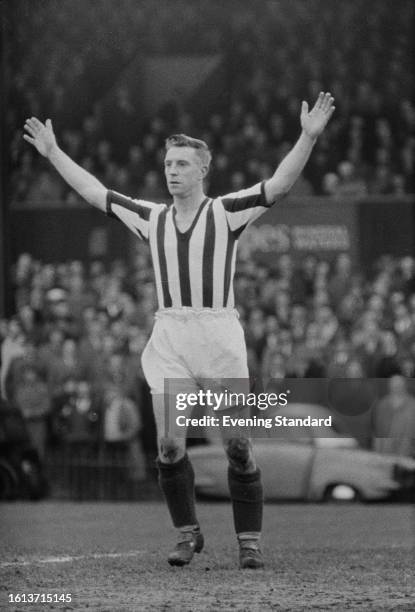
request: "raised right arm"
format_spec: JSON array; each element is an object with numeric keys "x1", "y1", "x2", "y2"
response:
[{"x1": 23, "y1": 117, "x2": 106, "y2": 212}]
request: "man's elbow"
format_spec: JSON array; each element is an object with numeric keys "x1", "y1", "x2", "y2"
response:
[
  {"x1": 82, "y1": 187, "x2": 106, "y2": 211},
  {"x1": 264, "y1": 179, "x2": 290, "y2": 205}
]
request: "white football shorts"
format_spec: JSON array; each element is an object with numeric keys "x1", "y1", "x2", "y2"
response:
[{"x1": 141, "y1": 308, "x2": 249, "y2": 396}]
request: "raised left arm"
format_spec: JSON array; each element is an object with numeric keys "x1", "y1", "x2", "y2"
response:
[{"x1": 264, "y1": 92, "x2": 335, "y2": 204}]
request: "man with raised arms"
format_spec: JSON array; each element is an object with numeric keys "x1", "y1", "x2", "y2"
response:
[{"x1": 24, "y1": 92, "x2": 335, "y2": 568}]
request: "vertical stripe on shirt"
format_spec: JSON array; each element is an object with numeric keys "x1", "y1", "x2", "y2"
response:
[
  {"x1": 226, "y1": 243, "x2": 238, "y2": 308},
  {"x1": 212, "y1": 200, "x2": 229, "y2": 308},
  {"x1": 176, "y1": 240, "x2": 191, "y2": 306},
  {"x1": 149, "y1": 206, "x2": 165, "y2": 309},
  {"x1": 201, "y1": 202, "x2": 215, "y2": 308},
  {"x1": 164, "y1": 209, "x2": 182, "y2": 307},
  {"x1": 156, "y1": 208, "x2": 172, "y2": 308},
  {"x1": 189, "y1": 202, "x2": 210, "y2": 308},
  {"x1": 223, "y1": 228, "x2": 236, "y2": 308}
]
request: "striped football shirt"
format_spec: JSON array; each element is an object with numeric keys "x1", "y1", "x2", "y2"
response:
[{"x1": 106, "y1": 181, "x2": 272, "y2": 309}]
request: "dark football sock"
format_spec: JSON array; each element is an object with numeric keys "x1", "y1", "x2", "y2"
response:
[
  {"x1": 156, "y1": 454, "x2": 198, "y2": 528},
  {"x1": 228, "y1": 467, "x2": 263, "y2": 534}
]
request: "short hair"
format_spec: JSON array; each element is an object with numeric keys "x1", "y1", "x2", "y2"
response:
[{"x1": 165, "y1": 133, "x2": 212, "y2": 169}]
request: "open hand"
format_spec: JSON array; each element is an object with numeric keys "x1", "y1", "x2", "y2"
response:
[
  {"x1": 300, "y1": 92, "x2": 335, "y2": 139},
  {"x1": 23, "y1": 117, "x2": 57, "y2": 158}
]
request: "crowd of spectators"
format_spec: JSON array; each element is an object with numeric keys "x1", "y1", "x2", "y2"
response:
[
  {"x1": 7, "y1": 0, "x2": 414, "y2": 206},
  {"x1": 1, "y1": 250, "x2": 415, "y2": 465},
  {"x1": 0, "y1": 252, "x2": 156, "y2": 476}
]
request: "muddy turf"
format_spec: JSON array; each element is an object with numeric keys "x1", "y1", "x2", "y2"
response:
[{"x1": 1, "y1": 502, "x2": 414, "y2": 611}]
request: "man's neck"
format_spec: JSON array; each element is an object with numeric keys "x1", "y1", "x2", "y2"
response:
[{"x1": 173, "y1": 188, "x2": 206, "y2": 216}]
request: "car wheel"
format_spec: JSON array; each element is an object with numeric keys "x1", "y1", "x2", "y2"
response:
[
  {"x1": 20, "y1": 459, "x2": 48, "y2": 500},
  {"x1": 0, "y1": 459, "x2": 19, "y2": 500},
  {"x1": 323, "y1": 484, "x2": 361, "y2": 503}
]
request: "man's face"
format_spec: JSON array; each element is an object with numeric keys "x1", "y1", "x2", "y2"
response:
[{"x1": 164, "y1": 146, "x2": 205, "y2": 197}]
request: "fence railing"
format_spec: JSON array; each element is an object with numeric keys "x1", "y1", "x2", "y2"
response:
[{"x1": 45, "y1": 444, "x2": 159, "y2": 501}]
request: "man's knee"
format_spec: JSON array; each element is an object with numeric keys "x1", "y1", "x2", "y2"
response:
[
  {"x1": 224, "y1": 437, "x2": 256, "y2": 473},
  {"x1": 158, "y1": 436, "x2": 186, "y2": 464}
]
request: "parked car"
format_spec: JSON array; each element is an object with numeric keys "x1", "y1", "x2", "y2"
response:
[
  {"x1": 0, "y1": 398, "x2": 48, "y2": 501},
  {"x1": 188, "y1": 403, "x2": 415, "y2": 502}
]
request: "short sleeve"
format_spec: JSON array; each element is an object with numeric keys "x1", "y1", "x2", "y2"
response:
[
  {"x1": 106, "y1": 190, "x2": 162, "y2": 241},
  {"x1": 220, "y1": 181, "x2": 272, "y2": 237}
]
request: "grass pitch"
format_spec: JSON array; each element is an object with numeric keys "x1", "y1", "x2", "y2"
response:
[{"x1": 1, "y1": 501, "x2": 414, "y2": 611}]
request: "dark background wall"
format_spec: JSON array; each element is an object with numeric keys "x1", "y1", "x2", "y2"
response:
[{"x1": 10, "y1": 196, "x2": 414, "y2": 269}]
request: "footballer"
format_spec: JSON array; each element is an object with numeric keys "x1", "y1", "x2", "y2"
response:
[{"x1": 24, "y1": 92, "x2": 335, "y2": 569}]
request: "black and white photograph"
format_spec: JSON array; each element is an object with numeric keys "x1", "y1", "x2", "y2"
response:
[{"x1": 1, "y1": 1, "x2": 414, "y2": 610}]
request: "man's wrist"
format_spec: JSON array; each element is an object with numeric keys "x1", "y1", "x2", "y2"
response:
[
  {"x1": 300, "y1": 130, "x2": 317, "y2": 146},
  {"x1": 47, "y1": 144, "x2": 60, "y2": 163}
]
